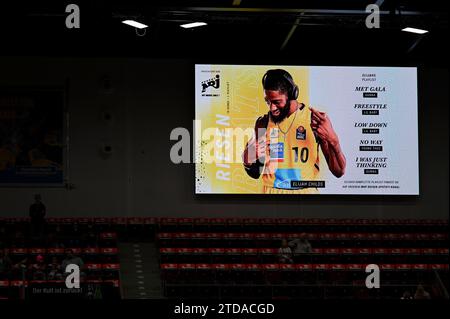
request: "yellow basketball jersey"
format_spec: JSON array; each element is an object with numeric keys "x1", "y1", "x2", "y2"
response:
[{"x1": 262, "y1": 104, "x2": 320, "y2": 194}]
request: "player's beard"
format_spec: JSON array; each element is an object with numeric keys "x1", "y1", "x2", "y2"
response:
[{"x1": 270, "y1": 100, "x2": 291, "y2": 124}]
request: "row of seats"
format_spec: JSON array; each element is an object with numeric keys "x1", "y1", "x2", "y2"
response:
[
  {"x1": 161, "y1": 263, "x2": 446, "y2": 299},
  {"x1": 160, "y1": 247, "x2": 449, "y2": 255},
  {"x1": 164, "y1": 284, "x2": 437, "y2": 299},
  {"x1": 5, "y1": 247, "x2": 118, "y2": 263},
  {"x1": 156, "y1": 218, "x2": 448, "y2": 233},
  {"x1": 157, "y1": 232, "x2": 449, "y2": 248},
  {"x1": 156, "y1": 219, "x2": 448, "y2": 299},
  {"x1": 161, "y1": 263, "x2": 446, "y2": 288},
  {"x1": 1, "y1": 232, "x2": 118, "y2": 248},
  {"x1": 0, "y1": 279, "x2": 120, "y2": 287},
  {"x1": 1, "y1": 259, "x2": 120, "y2": 280},
  {"x1": 2, "y1": 217, "x2": 446, "y2": 225},
  {"x1": 159, "y1": 247, "x2": 449, "y2": 264},
  {"x1": 6, "y1": 247, "x2": 118, "y2": 253},
  {"x1": 1, "y1": 225, "x2": 121, "y2": 299},
  {"x1": 161, "y1": 263, "x2": 449, "y2": 271},
  {"x1": 162, "y1": 264, "x2": 448, "y2": 298},
  {"x1": 157, "y1": 232, "x2": 448, "y2": 240},
  {"x1": 3, "y1": 218, "x2": 447, "y2": 243}
]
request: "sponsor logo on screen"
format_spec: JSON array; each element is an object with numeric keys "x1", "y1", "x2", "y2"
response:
[
  {"x1": 269, "y1": 142, "x2": 284, "y2": 162},
  {"x1": 296, "y1": 126, "x2": 306, "y2": 140},
  {"x1": 201, "y1": 74, "x2": 220, "y2": 96}
]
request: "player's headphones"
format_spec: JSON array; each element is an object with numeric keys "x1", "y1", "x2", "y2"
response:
[{"x1": 262, "y1": 69, "x2": 299, "y2": 101}]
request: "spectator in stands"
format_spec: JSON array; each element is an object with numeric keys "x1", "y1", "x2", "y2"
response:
[
  {"x1": 414, "y1": 284, "x2": 431, "y2": 299},
  {"x1": 0, "y1": 248, "x2": 12, "y2": 279},
  {"x1": 29, "y1": 194, "x2": 46, "y2": 238},
  {"x1": 278, "y1": 239, "x2": 293, "y2": 263},
  {"x1": 61, "y1": 249, "x2": 84, "y2": 272},
  {"x1": 47, "y1": 257, "x2": 63, "y2": 280},
  {"x1": 401, "y1": 290, "x2": 413, "y2": 300},
  {"x1": 289, "y1": 233, "x2": 312, "y2": 254},
  {"x1": 29, "y1": 254, "x2": 47, "y2": 280}
]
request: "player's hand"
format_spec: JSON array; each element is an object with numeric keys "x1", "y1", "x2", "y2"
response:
[
  {"x1": 243, "y1": 136, "x2": 266, "y2": 166},
  {"x1": 310, "y1": 107, "x2": 339, "y2": 146},
  {"x1": 256, "y1": 136, "x2": 266, "y2": 160}
]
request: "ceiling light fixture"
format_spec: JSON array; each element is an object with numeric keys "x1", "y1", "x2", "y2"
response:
[
  {"x1": 180, "y1": 22, "x2": 207, "y2": 29},
  {"x1": 122, "y1": 20, "x2": 148, "y2": 29},
  {"x1": 402, "y1": 27, "x2": 428, "y2": 34}
]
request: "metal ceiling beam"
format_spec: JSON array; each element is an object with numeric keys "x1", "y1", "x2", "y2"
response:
[
  {"x1": 280, "y1": 14, "x2": 303, "y2": 51},
  {"x1": 163, "y1": 7, "x2": 434, "y2": 16},
  {"x1": 407, "y1": 34, "x2": 427, "y2": 53}
]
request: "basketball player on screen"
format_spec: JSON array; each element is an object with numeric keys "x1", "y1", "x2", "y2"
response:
[{"x1": 242, "y1": 69, "x2": 346, "y2": 194}]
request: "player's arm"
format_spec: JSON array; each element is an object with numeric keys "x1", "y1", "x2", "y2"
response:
[
  {"x1": 310, "y1": 107, "x2": 346, "y2": 178},
  {"x1": 242, "y1": 116, "x2": 268, "y2": 179}
]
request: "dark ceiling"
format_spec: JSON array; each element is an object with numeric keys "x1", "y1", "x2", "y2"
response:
[{"x1": 0, "y1": 1, "x2": 448, "y2": 65}]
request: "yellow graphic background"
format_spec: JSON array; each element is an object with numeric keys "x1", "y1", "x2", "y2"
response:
[{"x1": 196, "y1": 65, "x2": 310, "y2": 194}]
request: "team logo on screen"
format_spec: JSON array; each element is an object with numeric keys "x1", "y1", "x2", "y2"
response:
[
  {"x1": 201, "y1": 74, "x2": 220, "y2": 93},
  {"x1": 296, "y1": 126, "x2": 306, "y2": 140}
]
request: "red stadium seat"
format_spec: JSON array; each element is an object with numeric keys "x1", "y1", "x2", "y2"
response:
[
  {"x1": 226, "y1": 248, "x2": 242, "y2": 254},
  {"x1": 10, "y1": 280, "x2": 28, "y2": 287},
  {"x1": 226, "y1": 218, "x2": 242, "y2": 226},
  {"x1": 86, "y1": 263, "x2": 102, "y2": 270},
  {"x1": 342, "y1": 248, "x2": 356, "y2": 254},
  {"x1": 103, "y1": 264, "x2": 120, "y2": 270},
  {"x1": 161, "y1": 263, "x2": 178, "y2": 270},
  {"x1": 193, "y1": 247, "x2": 208, "y2": 254},
  {"x1": 346, "y1": 264, "x2": 364, "y2": 270},
  {"x1": 101, "y1": 248, "x2": 118, "y2": 254}
]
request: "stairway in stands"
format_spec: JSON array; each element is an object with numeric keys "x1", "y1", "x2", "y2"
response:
[{"x1": 119, "y1": 243, "x2": 162, "y2": 299}]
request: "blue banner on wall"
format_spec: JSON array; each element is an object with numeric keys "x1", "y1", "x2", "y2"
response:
[{"x1": 0, "y1": 88, "x2": 65, "y2": 186}]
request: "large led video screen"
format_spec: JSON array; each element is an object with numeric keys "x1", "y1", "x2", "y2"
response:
[{"x1": 195, "y1": 65, "x2": 418, "y2": 195}]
